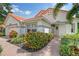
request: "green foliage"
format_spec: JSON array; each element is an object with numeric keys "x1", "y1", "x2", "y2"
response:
[
  {"x1": 0, "y1": 45, "x2": 3, "y2": 54},
  {"x1": 60, "y1": 34, "x2": 79, "y2": 56},
  {"x1": 53, "y1": 3, "x2": 66, "y2": 19},
  {"x1": 0, "y1": 3, "x2": 12, "y2": 25},
  {"x1": 77, "y1": 23, "x2": 79, "y2": 33},
  {"x1": 11, "y1": 36, "x2": 23, "y2": 44},
  {"x1": 54, "y1": 3, "x2": 79, "y2": 23},
  {"x1": 9, "y1": 30, "x2": 18, "y2": 38},
  {"x1": 23, "y1": 32, "x2": 53, "y2": 51},
  {"x1": 66, "y1": 5, "x2": 78, "y2": 24},
  {"x1": 76, "y1": 11, "x2": 79, "y2": 18},
  {"x1": 0, "y1": 32, "x2": 4, "y2": 37},
  {"x1": 63, "y1": 34, "x2": 79, "y2": 40}
]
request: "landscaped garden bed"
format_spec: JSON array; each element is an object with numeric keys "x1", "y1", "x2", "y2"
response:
[
  {"x1": 60, "y1": 34, "x2": 79, "y2": 56},
  {"x1": 22, "y1": 32, "x2": 53, "y2": 52},
  {"x1": 10, "y1": 36, "x2": 23, "y2": 46},
  {"x1": 9, "y1": 32, "x2": 53, "y2": 52}
]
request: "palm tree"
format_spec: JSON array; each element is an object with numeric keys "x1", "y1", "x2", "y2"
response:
[{"x1": 53, "y1": 3, "x2": 79, "y2": 24}]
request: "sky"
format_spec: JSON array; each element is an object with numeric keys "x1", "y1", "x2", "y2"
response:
[{"x1": 11, "y1": 3, "x2": 73, "y2": 18}]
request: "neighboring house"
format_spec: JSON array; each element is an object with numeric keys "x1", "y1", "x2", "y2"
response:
[
  {"x1": 35, "y1": 8, "x2": 79, "y2": 36},
  {"x1": 4, "y1": 8, "x2": 79, "y2": 37}
]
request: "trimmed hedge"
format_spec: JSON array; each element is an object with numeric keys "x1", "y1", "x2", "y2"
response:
[
  {"x1": 60, "y1": 34, "x2": 79, "y2": 56},
  {"x1": 23, "y1": 32, "x2": 53, "y2": 52}
]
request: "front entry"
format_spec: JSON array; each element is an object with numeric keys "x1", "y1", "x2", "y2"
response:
[{"x1": 52, "y1": 25, "x2": 59, "y2": 37}]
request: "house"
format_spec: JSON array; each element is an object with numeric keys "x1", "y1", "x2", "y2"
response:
[
  {"x1": 4, "y1": 8, "x2": 79, "y2": 37},
  {"x1": 4, "y1": 13, "x2": 52, "y2": 36},
  {"x1": 35, "y1": 8, "x2": 79, "y2": 36}
]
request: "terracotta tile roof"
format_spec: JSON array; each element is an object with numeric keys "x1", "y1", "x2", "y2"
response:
[
  {"x1": 8, "y1": 13, "x2": 33, "y2": 21},
  {"x1": 35, "y1": 8, "x2": 68, "y2": 17},
  {"x1": 35, "y1": 10, "x2": 46, "y2": 17},
  {"x1": 7, "y1": 8, "x2": 68, "y2": 22},
  {"x1": 8, "y1": 13, "x2": 27, "y2": 21}
]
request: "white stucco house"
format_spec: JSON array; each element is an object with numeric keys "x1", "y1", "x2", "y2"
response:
[
  {"x1": 4, "y1": 8, "x2": 79, "y2": 36},
  {"x1": 4, "y1": 12, "x2": 52, "y2": 36}
]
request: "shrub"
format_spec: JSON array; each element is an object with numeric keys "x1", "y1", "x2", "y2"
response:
[
  {"x1": 11, "y1": 36, "x2": 23, "y2": 44},
  {"x1": 9, "y1": 30, "x2": 18, "y2": 38},
  {"x1": 23, "y1": 32, "x2": 53, "y2": 52},
  {"x1": 60, "y1": 34, "x2": 79, "y2": 56},
  {"x1": 0, "y1": 45, "x2": 3, "y2": 54},
  {"x1": 0, "y1": 32, "x2": 4, "y2": 37}
]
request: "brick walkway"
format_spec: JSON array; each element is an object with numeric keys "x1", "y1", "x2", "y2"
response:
[
  {"x1": 0, "y1": 37, "x2": 60, "y2": 56},
  {"x1": 29, "y1": 37, "x2": 60, "y2": 56}
]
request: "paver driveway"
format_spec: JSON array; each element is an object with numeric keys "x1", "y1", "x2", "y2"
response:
[{"x1": 0, "y1": 37, "x2": 60, "y2": 56}]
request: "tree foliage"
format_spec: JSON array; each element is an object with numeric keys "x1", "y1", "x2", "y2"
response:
[
  {"x1": 0, "y1": 3, "x2": 12, "y2": 24},
  {"x1": 53, "y1": 3, "x2": 79, "y2": 24}
]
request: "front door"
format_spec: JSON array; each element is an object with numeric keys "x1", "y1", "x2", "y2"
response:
[{"x1": 53, "y1": 25, "x2": 59, "y2": 36}]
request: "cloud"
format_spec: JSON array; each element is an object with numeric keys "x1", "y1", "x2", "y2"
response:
[
  {"x1": 25, "y1": 10, "x2": 31, "y2": 15},
  {"x1": 12, "y1": 5, "x2": 19, "y2": 8},
  {"x1": 11, "y1": 5, "x2": 24, "y2": 13},
  {"x1": 11, "y1": 7, "x2": 23, "y2": 13},
  {"x1": 11, "y1": 4, "x2": 32, "y2": 16},
  {"x1": 61, "y1": 6, "x2": 68, "y2": 10}
]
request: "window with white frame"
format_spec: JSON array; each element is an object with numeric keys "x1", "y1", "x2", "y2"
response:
[
  {"x1": 71, "y1": 23, "x2": 75, "y2": 33},
  {"x1": 44, "y1": 28, "x2": 49, "y2": 33}
]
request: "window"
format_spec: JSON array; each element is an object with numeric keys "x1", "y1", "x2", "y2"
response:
[
  {"x1": 44, "y1": 28, "x2": 49, "y2": 33},
  {"x1": 27, "y1": 24, "x2": 37, "y2": 32},
  {"x1": 8, "y1": 23, "x2": 17, "y2": 26},
  {"x1": 32, "y1": 29, "x2": 36, "y2": 32},
  {"x1": 27, "y1": 29, "x2": 32, "y2": 32},
  {"x1": 71, "y1": 23, "x2": 75, "y2": 33}
]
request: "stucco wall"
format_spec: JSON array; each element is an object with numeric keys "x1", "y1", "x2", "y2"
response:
[
  {"x1": 20, "y1": 27, "x2": 26, "y2": 35},
  {"x1": 58, "y1": 20, "x2": 78, "y2": 36},
  {"x1": 5, "y1": 16, "x2": 21, "y2": 35},
  {"x1": 5, "y1": 16, "x2": 20, "y2": 26},
  {"x1": 37, "y1": 20, "x2": 52, "y2": 33},
  {"x1": 58, "y1": 24, "x2": 66, "y2": 36},
  {"x1": 43, "y1": 11, "x2": 67, "y2": 24},
  {"x1": 43, "y1": 11, "x2": 79, "y2": 36},
  {"x1": 6, "y1": 27, "x2": 21, "y2": 36},
  {"x1": 37, "y1": 20, "x2": 51, "y2": 27}
]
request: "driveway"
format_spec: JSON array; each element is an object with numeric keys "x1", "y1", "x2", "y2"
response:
[{"x1": 0, "y1": 37, "x2": 60, "y2": 56}]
